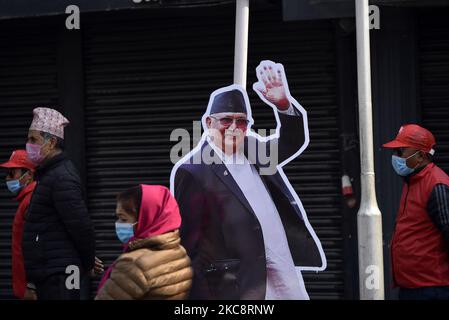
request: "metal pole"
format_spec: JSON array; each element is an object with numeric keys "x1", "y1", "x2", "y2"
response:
[
  {"x1": 233, "y1": 0, "x2": 249, "y2": 88},
  {"x1": 355, "y1": 0, "x2": 385, "y2": 300}
]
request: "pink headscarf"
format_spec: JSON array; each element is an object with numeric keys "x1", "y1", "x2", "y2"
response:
[
  {"x1": 130, "y1": 184, "x2": 181, "y2": 241},
  {"x1": 97, "y1": 184, "x2": 181, "y2": 292}
]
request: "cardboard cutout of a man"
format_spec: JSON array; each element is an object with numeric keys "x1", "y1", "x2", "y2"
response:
[{"x1": 171, "y1": 60, "x2": 326, "y2": 300}]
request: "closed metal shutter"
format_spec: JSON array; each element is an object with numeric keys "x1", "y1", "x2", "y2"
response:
[
  {"x1": 83, "y1": 6, "x2": 343, "y2": 299},
  {"x1": 419, "y1": 11, "x2": 449, "y2": 173},
  {"x1": 0, "y1": 19, "x2": 58, "y2": 299}
]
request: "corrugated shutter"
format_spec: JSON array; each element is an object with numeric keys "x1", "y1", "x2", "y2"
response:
[
  {"x1": 247, "y1": 16, "x2": 343, "y2": 300},
  {"x1": 83, "y1": 6, "x2": 344, "y2": 299},
  {"x1": 0, "y1": 19, "x2": 58, "y2": 299},
  {"x1": 419, "y1": 12, "x2": 449, "y2": 173}
]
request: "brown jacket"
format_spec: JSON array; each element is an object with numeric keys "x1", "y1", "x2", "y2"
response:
[{"x1": 95, "y1": 230, "x2": 192, "y2": 300}]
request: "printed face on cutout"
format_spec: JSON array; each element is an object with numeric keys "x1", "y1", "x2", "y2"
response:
[{"x1": 206, "y1": 112, "x2": 248, "y2": 155}]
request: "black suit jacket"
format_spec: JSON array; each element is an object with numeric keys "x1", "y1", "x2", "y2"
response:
[{"x1": 174, "y1": 110, "x2": 324, "y2": 300}]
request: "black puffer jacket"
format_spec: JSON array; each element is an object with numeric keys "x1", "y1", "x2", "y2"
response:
[{"x1": 22, "y1": 152, "x2": 95, "y2": 282}]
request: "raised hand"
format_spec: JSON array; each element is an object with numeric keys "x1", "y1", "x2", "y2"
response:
[{"x1": 253, "y1": 61, "x2": 291, "y2": 111}]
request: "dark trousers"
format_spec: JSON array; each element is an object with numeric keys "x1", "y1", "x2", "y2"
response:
[
  {"x1": 398, "y1": 286, "x2": 449, "y2": 300},
  {"x1": 35, "y1": 274, "x2": 81, "y2": 300}
]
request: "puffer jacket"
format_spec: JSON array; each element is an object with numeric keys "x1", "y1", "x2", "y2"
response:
[
  {"x1": 22, "y1": 152, "x2": 95, "y2": 282},
  {"x1": 95, "y1": 230, "x2": 192, "y2": 300}
]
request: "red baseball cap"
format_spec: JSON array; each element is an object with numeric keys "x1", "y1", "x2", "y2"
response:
[
  {"x1": 0, "y1": 150, "x2": 36, "y2": 171},
  {"x1": 382, "y1": 124, "x2": 436, "y2": 155}
]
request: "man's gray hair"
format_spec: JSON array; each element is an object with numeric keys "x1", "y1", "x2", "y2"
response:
[{"x1": 40, "y1": 131, "x2": 65, "y2": 150}]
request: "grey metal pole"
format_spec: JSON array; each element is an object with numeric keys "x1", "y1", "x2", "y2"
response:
[
  {"x1": 355, "y1": 0, "x2": 385, "y2": 300},
  {"x1": 233, "y1": 0, "x2": 249, "y2": 88}
]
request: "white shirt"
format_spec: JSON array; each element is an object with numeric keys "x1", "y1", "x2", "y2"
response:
[{"x1": 209, "y1": 128, "x2": 309, "y2": 300}]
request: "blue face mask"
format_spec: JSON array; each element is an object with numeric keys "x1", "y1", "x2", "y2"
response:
[
  {"x1": 391, "y1": 151, "x2": 420, "y2": 176},
  {"x1": 6, "y1": 171, "x2": 28, "y2": 195},
  {"x1": 6, "y1": 180, "x2": 22, "y2": 195},
  {"x1": 115, "y1": 222, "x2": 137, "y2": 243}
]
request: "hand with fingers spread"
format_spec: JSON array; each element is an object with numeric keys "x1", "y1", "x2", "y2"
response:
[{"x1": 254, "y1": 61, "x2": 291, "y2": 111}]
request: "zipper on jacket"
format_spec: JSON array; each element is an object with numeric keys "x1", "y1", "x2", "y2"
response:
[
  {"x1": 391, "y1": 181, "x2": 410, "y2": 286},
  {"x1": 392, "y1": 181, "x2": 410, "y2": 245},
  {"x1": 24, "y1": 180, "x2": 39, "y2": 221},
  {"x1": 401, "y1": 182, "x2": 410, "y2": 219}
]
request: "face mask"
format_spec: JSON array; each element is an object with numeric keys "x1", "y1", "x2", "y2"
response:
[
  {"x1": 391, "y1": 151, "x2": 420, "y2": 177},
  {"x1": 115, "y1": 222, "x2": 137, "y2": 243},
  {"x1": 26, "y1": 140, "x2": 48, "y2": 165},
  {"x1": 6, "y1": 171, "x2": 28, "y2": 195},
  {"x1": 6, "y1": 180, "x2": 22, "y2": 195}
]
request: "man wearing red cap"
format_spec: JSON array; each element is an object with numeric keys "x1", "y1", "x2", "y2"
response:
[
  {"x1": 0, "y1": 150, "x2": 37, "y2": 300},
  {"x1": 383, "y1": 124, "x2": 449, "y2": 300}
]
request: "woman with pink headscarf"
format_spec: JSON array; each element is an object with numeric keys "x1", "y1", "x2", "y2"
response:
[{"x1": 95, "y1": 184, "x2": 192, "y2": 300}]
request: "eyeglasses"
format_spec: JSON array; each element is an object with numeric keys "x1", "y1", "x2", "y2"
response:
[{"x1": 210, "y1": 116, "x2": 249, "y2": 129}]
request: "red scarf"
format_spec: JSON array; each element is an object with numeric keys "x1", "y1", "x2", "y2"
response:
[{"x1": 97, "y1": 185, "x2": 181, "y2": 292}]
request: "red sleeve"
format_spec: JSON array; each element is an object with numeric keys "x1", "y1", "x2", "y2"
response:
[{"x1": 11, "y1": 194, "x2": 31, "y2": 299}]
